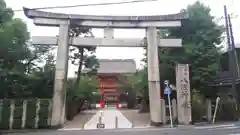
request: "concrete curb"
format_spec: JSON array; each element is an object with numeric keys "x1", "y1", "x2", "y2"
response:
[
  {"x1": 1, "y1": 122, "x2": 239, "y2": 133},
  {"x1": 0, "y1": 126, "x2": 61, "y2": 134},
  {"x1": 0, "y1": 129, "x2": 58, "y2": 134}
]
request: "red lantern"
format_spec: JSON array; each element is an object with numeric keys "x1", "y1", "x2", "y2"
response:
[
  {"x1": 116, "y1": 103, "x2": 121, "y2": 109},
  {"x1": 100, "y1": 101, "x2": 104, "y2": 108}
]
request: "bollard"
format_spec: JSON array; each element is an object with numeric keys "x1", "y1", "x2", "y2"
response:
[
  {"x1": 115, "y1": 116, "x2": 118, "y2": 128},
  {"x1": 98, "y1": 116, "x2": 102, "y2": 124},
  {"x1": 97, "y1": 115, "x2": 103, "y2": 128},
  {"x1": 99, "y1": 111, "x2": 103, "y2": 125},
  {"x1": 97, "y1": 110, "x2": 105, "y2": 128}
]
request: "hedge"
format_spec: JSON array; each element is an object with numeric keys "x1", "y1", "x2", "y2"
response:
[{"x1": 0, "y1": 100, "x2": 11, "y2": 129}]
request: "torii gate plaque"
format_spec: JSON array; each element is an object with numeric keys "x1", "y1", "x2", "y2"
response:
[{"x1": 23, "y1": 7, "x2": 188, "y2": 127}]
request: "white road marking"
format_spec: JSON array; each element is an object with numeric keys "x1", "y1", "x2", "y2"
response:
[
  {"x1": 195, "y1": 124, "x2": 235, "y2": 129},
  {"x1": 58, "y1": 128, "x2": 82, "y2": 131},
  {"x1": 83, "y1": 109, "x2": 132, "y2": 130}
]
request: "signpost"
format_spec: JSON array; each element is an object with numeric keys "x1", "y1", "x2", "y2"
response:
[{"x1": 164, "y1": 80, "x2": 173, "y2": 128}]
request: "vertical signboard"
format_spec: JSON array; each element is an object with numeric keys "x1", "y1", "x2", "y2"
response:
[{"x1": 176, "y1": 64, "x2": 192, "y2": 124}]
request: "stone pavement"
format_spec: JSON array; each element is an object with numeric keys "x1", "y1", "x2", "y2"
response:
[
  {"x1": 120, "y1": 109, "x2": 150, "y2": 128},
  {"x1": 63, "y1": 109, "x2": 97, "y2": 129},
  {"x1": 83, "y1": 108, "x2": 132, "y2": 130}
]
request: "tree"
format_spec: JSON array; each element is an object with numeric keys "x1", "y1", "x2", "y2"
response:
[
  {"x1": 118, "y1": 69, "x2": 149, "y2": 112},
  {"x1": 0, "y1": 0, "x2": 31, "y2": 98},
  {"x1": 24, "y1": 44, "x2": 55, "y2": 74},
  {"x1": 67, "y1": 75, "x2": 98, "y2": 102},
  {"x1": 66, "y1": 75, "x2": 98, "y2": 119},
  {"x1": 168, "y1": 1, "x2": 223, "y2": 97},
  {"x1": 69, "y1": 26, "x2": 99, "y2": 86},
  {"x1": 0, "y1": 18, "x2": 29, "y2": 74},
  {"x1": 132, "y1": 69, "x2": 149, "y2": 112},
  {"x1": 27, "y1": 53, "x2": 55, "y2": 98},
  {"x1": 142, "y1": 1, "x2": 223, "y2": 98}
]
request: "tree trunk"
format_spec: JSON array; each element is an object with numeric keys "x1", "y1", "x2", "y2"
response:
[
  {"x1": 75, "y1": 48, "x2": 84, "y2": 86},
  {"x1": 139, "y1": 97, "x2": 149, "y2": 113},
  {"x1": 78, "y1": 99, "x2": 85, "y2": 112},
  {"x1": 127, "y1": 89, "x2": 136, "y2": 109}
]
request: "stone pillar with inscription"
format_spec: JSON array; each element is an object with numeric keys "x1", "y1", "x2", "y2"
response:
[{"x1": 176, "y1": 64, "x2": 192, "y2": 124}]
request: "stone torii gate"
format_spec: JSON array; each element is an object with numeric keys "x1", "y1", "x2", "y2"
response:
[{"x1": 23, "y1": 7, "x2": 188, "y2": 127}]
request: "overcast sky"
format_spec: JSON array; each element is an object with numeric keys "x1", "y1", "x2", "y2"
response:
[{"x1": 6, "y1": 0, "x2": 240, "y2": 77}]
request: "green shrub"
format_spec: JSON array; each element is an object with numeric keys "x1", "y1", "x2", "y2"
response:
[
  {"x1": 0, "y1": 100, "x2": 11, "y2": 129},
  {"x1": 0, "y1": 100, "x2": 3, "y2": 126},
  {"x1": 25, "y1": 99, "x2": 37, "y2": 129},
  {"x1": 191, "y1": 90, "x2": 206, "y2": 122},
  {"x1": 217, "y1": 100, "x2": 239, "y2": 121},
  {"x1": 12, "y1": 99, "x2": 24, "y2": 129},
  {"x1": 38, "y1": 99, "x2": 51, "y2": 128}
]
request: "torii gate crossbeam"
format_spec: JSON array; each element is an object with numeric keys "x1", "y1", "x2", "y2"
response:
[{"x1": 31, "y1": 36, "x2": 182, "y2": 47}]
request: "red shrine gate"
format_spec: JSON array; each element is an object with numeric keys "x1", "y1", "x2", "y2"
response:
[
  {"x1": 94, "y1": 59, "x2": 137, "y2": 107},
  {"x1": 98, "y1": 75, "x2": 118, "y2": 103}
]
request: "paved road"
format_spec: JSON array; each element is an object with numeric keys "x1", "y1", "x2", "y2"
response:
[
  {"x1": 84, "y1": 108, "x2": 132, "y2": 129},
  {"x1": 4, "y1": 123, "x2": 240, "y2": 135}
]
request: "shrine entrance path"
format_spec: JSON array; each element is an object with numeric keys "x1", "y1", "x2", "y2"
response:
[
  {"x1": 84, "y1": 107, "x2": 133, "y2": 130},
  {"x1": 63, "y1": 110, "x2": 97, "y2": 130},
  {"x1": 120, "y1": 109, "x2": 150, "y2": 128}
]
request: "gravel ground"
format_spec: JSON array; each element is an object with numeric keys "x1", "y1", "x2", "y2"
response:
[
  {"x1": 120, "y1": 109, "x2": 150, "y2": 127},
  {"x1": 64, "y1": 110, "x2": 97, "y2": 129}
]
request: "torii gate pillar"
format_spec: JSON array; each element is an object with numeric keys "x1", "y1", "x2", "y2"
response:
[
  {"x1": 52, "y1": 21, "x2": 70, "y2": 127},
  {"x1": 146, "y1": 27, "x2": 162, "y2": 125}
]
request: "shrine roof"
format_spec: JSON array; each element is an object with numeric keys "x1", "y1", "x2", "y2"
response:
[{"x1": 23, "y1": 7, "x2": 188, "y2": 21}]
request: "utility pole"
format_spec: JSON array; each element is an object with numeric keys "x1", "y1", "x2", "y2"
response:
[
  {"x1": 224, "y1": 5, "x2": 239, "y2": 101},
  {"x1": 228, "y1": 14, "x2": 240, "y2": 77}
]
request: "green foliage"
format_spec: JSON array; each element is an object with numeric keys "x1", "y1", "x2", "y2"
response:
[
  {"x1": 69, "y1": 26, "x2": 99, "y2": 85},
  {"x1": 66, "y1": 75, "x2": 99, "y2": 120},
  {"x1": 67, "y1": 75, "x2": 99, "y2": 102},
  {"x1": 0, "y1": 0, "x2": 55, "y2": 99},
  {"x1": 25, "y1": 99, "x2": 37, "y2": 128},
  {"x1": 142, "y1": 1, "x2": 223, "y2": 98},
  {"x1": 217, "y1": 100, "x2": 240, "y2": 121},
  {"x1": 169, "y1": 1, "x2": 223, "y2": 96},
  {"x1": 12, "y1": 99, "x2": 24, "y2": 129},
  {"x1": 131, "y1": 69, "x2": 149, "y2": 98},
  {"x1": 0, "y1": 99, "x2": 10, "y2": 129},
  {"x1": 119, "y1": 69, "x2": 149, "y2": 99},
  {"x1": 38, "y1": 100, "x2": 51, "y2": 128},
  {"x1": 191, "y1": 89, "x2": 206, "y2": 121},
  {"x1": 0, "y1": 19, "x2": 29, "y2": 73}
]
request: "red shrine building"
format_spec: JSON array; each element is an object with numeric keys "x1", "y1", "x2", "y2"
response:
[{"x1": 96, "y1": 59, "x2": 136, "y2": 104}]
